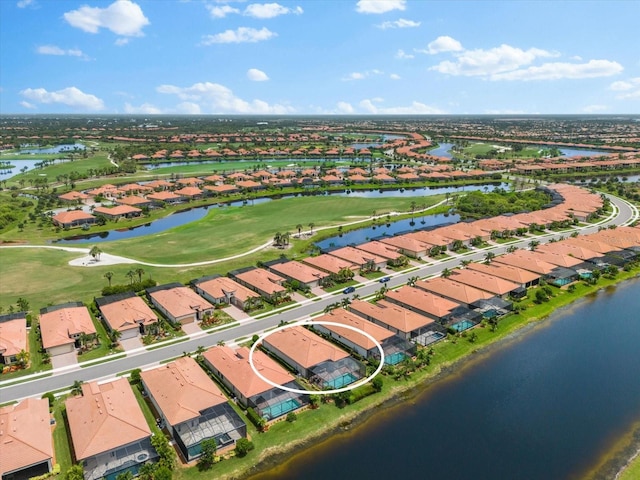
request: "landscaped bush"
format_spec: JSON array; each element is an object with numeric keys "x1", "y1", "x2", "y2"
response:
[
  {"x1": 101, "y1": 278, "x2": 157, "y2": 296},
  {"x1": 246, "y1": 407, "x2": 267, "y2": 431}
]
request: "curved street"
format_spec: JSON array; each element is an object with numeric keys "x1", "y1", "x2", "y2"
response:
[{"x1": 1, "y1": 192, "x2": 637, "y2": 403}]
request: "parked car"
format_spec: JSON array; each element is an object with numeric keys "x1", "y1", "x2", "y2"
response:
[
  {"x1": 379, "y1": 276, "x2": 390, "y2": 283},
  {"x1": 343, "y1": 286, "x2": 356, "y2": 294}
]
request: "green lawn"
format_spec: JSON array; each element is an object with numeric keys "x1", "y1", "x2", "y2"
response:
[
  {"x1": 93, "y1": 194, "x2": 443, "y2": 264},
  {"x1": 52, "y1": 398, "x2": 73, "y2": 472},
  {"x1": 619, "y1": 453, "x2": 640, "y2": 480}
]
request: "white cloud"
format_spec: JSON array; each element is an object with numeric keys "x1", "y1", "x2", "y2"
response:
[
  {"x1": 342, "y1": 70, "x2": 384, "y2": 81},
  {"x1": 124, "y1": 102, "x2": 163, "y2": 114},
  {"x1": 247, "y1": 68, "x2": 269, "y2": 81},
  {"x1": 336, "y1": 101, "x2": 355, "y2": 114},
  {"x1": 395, "y1": 49, "x2": 414, "y2": 59},
  {"x1": 17, "y1": 0, "x2": 35, "y2": 8},
  {"x1": 243, "y1": 3, "x2": 303, "y2": 18},
  {"x1": 207, "y1": 4, "x2": 240, "y2": 18},
  {"x1": 176, "y1": 102, "x2": 202, "y2": 114},
  {"x1": 430, "y1": 44, "x2": 557, "y2": 77},
  {"x1": 583, "y1": 104, "x2": 608, "y2": 113},
  {"x1": 63, "y1": 0, "x2": 149, "y2": 37},
  {"x1": 611, "y1": 78, "x2": 640, "y2": 100},
  {"x1": 115, "y1": 37, "x2": 130, "y2": 46},
  {"x1": 377, "y1": 18, "x2": 420, "y2": 29},
  {"x1": 356, "y1": 0, "x2": 406, "y2": 14},
  {"x1": 156, "y1": 81, "x2": 295, "y2": 114},
  {"x1": 20, "y1": 86, "x2": 105, "y2": 110},
  {"x1": 390, "y1": 73, "x2": 401, "y2": 80},
  {"x1": 201, "y1": 27, "x2": 277, "y2": 44},
  {"x1": 360, "y1": 98, "x2": 444, "y2": 114},
  {"x1": 20, "y1": 101, "x2": 36, "y2": 109},
  {"x1": 491, "y1": 59, "x2": 623, "y2": 81},
  {"x1": 420, "y1": 35, "x2": 464, "y2": 54},
  {"x1": 36, "y1": 45, "x2": 88, "y2": 59}
]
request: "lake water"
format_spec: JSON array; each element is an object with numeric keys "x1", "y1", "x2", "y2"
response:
[
  {"x1": 250, "y1": 278, "x2": 640, "y2": 480},
  {"x1": 16, "y1": 143, "x2": 86, "y2": 154},
  {"x1": 53, "y1": 183, "x2": 497, "y2": 244},
  {"x1": 429, "y1": 142, "x2": 611, "y2": 160}
]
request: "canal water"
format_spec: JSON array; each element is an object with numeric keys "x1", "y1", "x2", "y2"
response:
[{"x1": 250, "y1": 278, "x2": 640, "y2": 480}]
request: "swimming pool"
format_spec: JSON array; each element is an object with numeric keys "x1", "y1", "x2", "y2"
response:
[
  {"x1": 451, "y1": 320, "x2": 475, "y2": 332},
  {"x1": 324, "y1": 372, "x2": 358, "y2": 389},
  {"x1": 261, "y1": 398, "x2": 301, "y2": 420},
  {"x1": 384, "y1": 351, "x2": 407, "y2": 365}
]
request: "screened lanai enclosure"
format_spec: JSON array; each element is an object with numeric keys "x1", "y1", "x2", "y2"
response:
[
  {"x1": 249, "y1": 380, "x2": 309, "y2": 421},
  {"x1": 173, "y1": 403, "x2": 247, "y2": 461},
  {"x1": 309, "y1": 357, "x2": 366, "y2": 389}
]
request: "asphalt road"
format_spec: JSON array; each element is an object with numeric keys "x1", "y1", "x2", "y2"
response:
[{"x1": 1, "y1": 193, "x2": 637, "y2": 403}]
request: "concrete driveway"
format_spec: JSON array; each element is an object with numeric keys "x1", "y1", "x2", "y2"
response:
[
  {"x1": 119, "y1": 336, "x2": 143, "y2": 352},
  {"x1": 51, "y1": 351, "x2": 78, "y2": 369},
  {"x1": 181, "y1": 322, "x2": 202, "y2": 335}
]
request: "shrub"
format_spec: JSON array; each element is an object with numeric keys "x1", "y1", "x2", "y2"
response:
[
  {"x1": 246, "y1": 407, "x2": 266, "y2": 431},
  {"x1": 286, "y1": 412, "x2": 297, "y2": 422},
  {"x1": 235, "y1": 438, "x2": 255, "y2": 457}
]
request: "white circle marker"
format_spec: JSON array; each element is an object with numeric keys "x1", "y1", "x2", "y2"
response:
[{"x1": 249, "y1": 320, "x2": 385, "y2": 395}]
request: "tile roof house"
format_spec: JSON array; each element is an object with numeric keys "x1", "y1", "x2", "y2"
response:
[
  {"x1": 146, "y1": 191, "x2": 182, "y2": 205},
  {"x1": 192, "y1": 275, "x2": 262, "y2": 311},
  {"x1": 268, "y1": 261, "x2": 330, "y2": 289},
  {"x1": 327, "y1": 246, "x2": 387, "y2": 271},
  {"x1": 448, "y1": 269, "x2": 522, "y2": 299},
  {"x1": 93, "y1": 205, "x2": 142, "y2": 220},
  {"x1": 379, "y1": 235, "x2": 432, "y2": 259},
  {"x1": 0, "y1": 398, "x2": 53, "y2": 480},
  {"x1": 52, "y1": 210, "x2": 96, "y2": 229},
  {"x1": 233, "y1": 268, "x2": 287, "y2": 301},
  {"x1": 147, "y1": 284, "x2": 214, "y2": 325},
  {"x1": 349, "y1": 299, "x2": 443, "y2": 345},
  {"x1": 262, "y1": 326, "x2": 364, "y2": 389},
  {"x1": 494, "y1": 251, "x2": 561, "y2": 275},
  {"x1": 203, "y1": 346, "x2": 308, "y2": 421},
  {"x1": 467, "y1": 261, "x2": 541, "y2": 288},
  {"x1": 384, "y1": 286, "x2": 460, "y2": 323},
  {"x1": 39, "y1": 303, "x2": 97, "y2": 357},
  {"x1": 140, "y1": 357, "x2": 246, "y2": 460},
  {"x1": 95, "y1": 292, "x2": 158, "y2": 340},
  {"x1": 65, "y1": 379, "x2": 158, "y2": 480},
  {"x1": 414, "y1": 277, "x2": 494, "y2": 308},
  {"x1": 313, "y1": 309, "x2": 415, "y2": 365},
  {"x1": 356, "y1": 241, "x2": 406, "y2": 266},
  {"x1": 301, "y1": 254, "x2": 358, "y2": 275},
  {"x1": 0, "y1": 312, "x2": 27, "y2": 365}
]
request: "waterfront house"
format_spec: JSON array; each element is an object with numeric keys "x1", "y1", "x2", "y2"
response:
[
  {"x1": 262, "y1": 326, "x2": 365, "y2": 389},
  {"x1": 232, "y1": 268, "x2": 287, "y2": 302},
  {"x1": 349, "y1": 299, "x2": 445, "y2": 346},
  {"x1": 65, "y1": 379, "x2": 158, "y2": 480},
  {"x1": 202, "y1": 346, "x2": 309, "y2": 421},
  {"x1": 326, "y1": 246, "x2": 387, "y2": 272},
  {"x1": 39, "y1": 303, "x2": 96, "y2": 357},
  {"x1": 93, "y1": 205, "x2": 142, "y2": 221},
  {"x1": 413, "y1": 277, "x2": 494, "y2": 308},
  {"x1": 494, "y1": 251, "x2": 558, "y2": 276},
  {"x1": 448, "y1": 269, "x2": 522, "y2": 299},
  {"x1": 301, "y1": 254, "x2": 358, "y2": 276},
  {"x1": 95, "y1": 292, "x2": 158, "y2": 340},
  {"x1": 313, "y1": 309, "x2": 415, "y2": 365},
  {"x1": 0, "y1": 398, "x2": 53, "y2": 480},
  {"x1": 379, "y1": 235, "x2": 432, "y2": 259},
  {"x1": 191, "y1": 275, "x2": 261, "y2": 311},
  {"x1": 52, "y1": 210, "x2": 95, "y2": 229},
  {"x1": 384, "y1": 286, "x2": 460, "y2": 323},
  {"x1": 146, "y1": 283, "x2": 214, "y2": 325},
  {"x1": 0, "y1": 312, "x2": 27, "y2": 365},
  {"x1": 356, "y1": 240, "x2": 406, "y2": 266},
  {"x1": 467, "y1": 262, "x2": 540, "y2": 289},
  {"x1": 140, "y1": 357, "x2": 246, "y2": 461}
]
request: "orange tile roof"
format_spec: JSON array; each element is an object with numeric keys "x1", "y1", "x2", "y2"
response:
[
  {"x1": 93, "y1": 205, "x2": 141, "y2": 216},
  {"x1": 315, "y1": 310, "x2": 394, "y2": 349},
  {"x1": 148, "y1": 286, "x2": 214, "y2": 319},
  {"x1": 98, "y1": 296, "x2": 158, "y2": 332},
  {"x1": 385, "y1": 286, "x2": 459, "y2": 318},
  {"x1": 349, "y1": 299, "x2": 435, "y2": 334},
  {"x1": 302, "y1": 254, "x2": 357, "y2": 274},
  {"x1": 0, "y1": 315, "x2": 27, "y2": 358},
  {"x1": 194, "y1": 276, "x2": 260, "y2": 303},
  {"x1": 65, "y1": 379, "x2": 151, "y2": 460},
  {"x1": 416, "y1": 277, "x2": 494, "y2": 304},
  {"x1": 0, "y1": 399, "x2": 53, "y2": 476},
  {"x1": 467, "y1": 262, "x2": 540, "y2": 284},
  {"x1": 235, "y1": 268, "x2": 286, "y2": 295},
  {"x1": 40, "y1": 305, "x2": 96, "y2": 349},
  {"x1": 147, "y1": 191, "x2": 181, "y2": 201},
  {"x1": 448, "y1": 269, "x2": 520, "y2": 296},
  {"x1": 203, "y1": 346, "x2": 295, "y2": 398},
  {"x1": 328, "y1": 246, "x2": 386, "y2": 266},
  {"x1": 537, "y1": 242, "x2": 603, "y2": 261},
  {"x1": 140, "y1": 357, "x2": 228, "y2": 426},
  {"x1": 52, "y1": 210, "x2": 95, "y2": 224},
  {"x1": 356, "y1": 241, "x2": 403, "y2": 260},
  {"x1": 263, "y1": 326, "x2": 349, "y2": 369},
  {"x1": 269, "y1": 261, "x2": 329, "y2": 284},
  {"x1": 494, "y1": 251, "x2": 558, "y2": 275}
]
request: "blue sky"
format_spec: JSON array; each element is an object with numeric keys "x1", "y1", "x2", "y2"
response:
[{"x1": 1, "y1": 0, "x2": 639, "y2": 115}]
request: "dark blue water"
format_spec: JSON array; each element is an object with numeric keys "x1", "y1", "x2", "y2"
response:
[
  {"x1": 251, "y1": 278, "x2": 640, "y2": 480},
  {"x1": 315, "y1": 213, "x2": 460, "y2": 249}
]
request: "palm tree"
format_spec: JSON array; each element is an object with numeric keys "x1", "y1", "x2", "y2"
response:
[
  {"x1": 15, "y1": 349, "x2": 30, "y2": 367},
  {"x1": 441, "y1": 267, "x2": 453, "y2": 278},
  {"x1": 195, "y1": 345, "x2": 206, "y2": 360},
  {"x1": 375, "y1": 285, "x2": 388, "y2": 301},
  {"x1": 71, "y1": 380, "x2": 84, "y2": 396},
  {"x1": 126, "y1": 270, "x2": 136, "y2": 285},
  {"x1": 296, "y1": 223, "x2": 303, "y2": 237},
  {"x1": 89, "y1": 245, "x2": 102, "y2": 261},
  {"x1": 273, "y1": 232, "x2": 282, "y2": 247},
  {"x1": 407, "y1": 276, "x2": 419, "y2": 287},
  {"x1": 104, "y1": 271, "x2": 114, "y2": 287},
  {"x1": 460, "y1": 259, "x2": 472, "y2": 268},
  {"x1": 282, "y1": 231, "x2": 291, "y2": 245},
  {"x1": 308, "y1": 222, "x2": 315, "y2": 235},
  {"x1": 108, "y1": 329, "x2": 121, "y2": 348},
  {"x1": 341, "y1": 297, "x2": 351, "y2": 309},
  {"x1": 484, "y1": 252, "x2": 496, "y2": 263},
  {"x1": 529, "y1": 240, "x2": 540, "y2": 251},
  {"x1": 135, "y1": 267, "x2": 145, "y2": 283}
]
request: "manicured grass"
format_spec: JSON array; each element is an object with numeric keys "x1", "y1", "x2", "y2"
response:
[
  {"x1": 146, "y1": 336, "x2": 190, "y2": 351},
  {"x1": 619, "y1": 452, "x2": 640, "y2": 480},
  {"x1": 97, "y1": 195, "x2": 443, "y2": 264},
  {"x1": 79, "y1": 353, "x2": 126, "y2": 367},
  {"x1": 77, "y1": 313, "x2": 123, "y2": 362},
  {"x1": 52, "y1": 398, "x2": 73, "y2": 472},
  {"x1": 0, "y1": 317, "x2": 52, "y2": 381}
]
